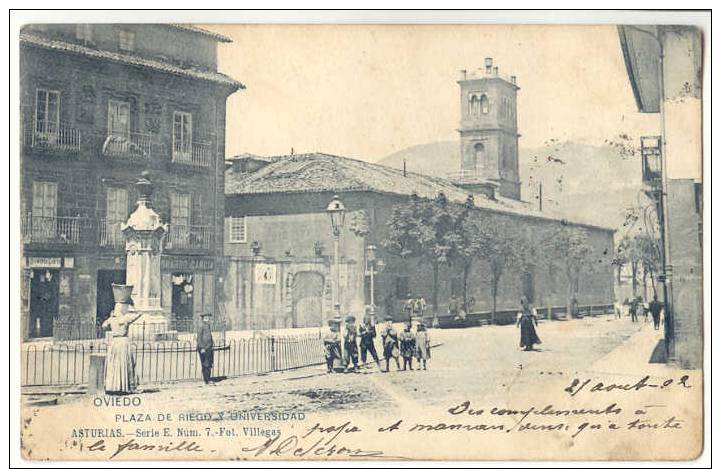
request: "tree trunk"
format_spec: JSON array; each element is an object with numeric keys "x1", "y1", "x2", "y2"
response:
[
  {"x1": 462, "y1": 262, "x2": 471, "y2": 314},
  {"x1": 432, "y1": 260, "x2": 439, "y2": 319},
  {"x1": 566, "y1": 279, "x2": 573, "y2": 320},
  {"x1": 491, "y1": 278, "x2": 498, "y2": 324},
  {"x1": 642, "y1": 268, "x2": 649, "y2": 301},
  {"x1": 631, "y1": 261, "x2": 638, "y2": 297}
]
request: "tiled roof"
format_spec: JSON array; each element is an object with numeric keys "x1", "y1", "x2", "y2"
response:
[
  {"x1": 20, "y1": 33, "x2": 244, "y2": 90},
  {"x1": 167, "y1": 24, "x2": 233, "y2": 43},
  {"x1": 225, "y1": 152, "x2": 612, "y2": 230}
]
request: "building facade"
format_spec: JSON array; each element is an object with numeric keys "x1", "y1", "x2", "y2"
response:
[
  {"x1": 618, "y1": 25, "x2": 704, "y2": 368},
  {"x1": 223, "y1": 153, "x2": 615, "y2": 330},
  {"x1": 20, "y1": 24, "x2": 242, "y2": 340}
]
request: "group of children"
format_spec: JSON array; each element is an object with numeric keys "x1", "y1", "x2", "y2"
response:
[{"x1": 323, "y1": 313, "x2": 431, "y2": 373}]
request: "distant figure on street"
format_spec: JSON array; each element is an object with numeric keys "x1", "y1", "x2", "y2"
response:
[
  {"x1": 448, "y1": 295, "x2": 460, "y2": 319},
  {"x1": 399, "y1": 323, "x2": 416, "y2": 371},
  {"x1": 343, "y1": 315, "x2": 360, "y2": 372},
  {"x1": 614, "y1": 300, "x2": 625, "y2": 319},
  {"x1": 380, "y1": 316, "x2": 400, "y2": 372},
  {"x1": 517, "y1": 296, "x2": 541, "y2": 351},
  {"x1": 323, "y1": 318, "x2": 342, "y2": 373},
  {"x1": 628, "y1": 297, "x2": 639, "y2": 323},
  {"x1": 641, "y1": 298, "x2": 650, "y2": 322},
  {"x1": 649, "y1": 295, "x2": 664, "y2": 330},
  {"x1": 196, "y1": 313, "x2": 215, "y2": 385},
  {"x1": 415, "y1": 321, "x2": 431, "y2": 370},
  {"x1": 359, "y1": 311, "x2": 381, "y2": 369}
]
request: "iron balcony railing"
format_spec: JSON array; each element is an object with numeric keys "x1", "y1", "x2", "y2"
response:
[
  {"x1": 171, "y1": 140, "x2": 213, "y2": 168},
  {"x1": 24, "y1": 123, "x2": 81, "y2": 153},
  {"x1": 22, "y1": 213, "x2": 92, "y2": 245},
  {"x1": 101, "y1": 131, "x2": 160, "y2": 160},
  {"x1": 167, "y1": 224, "x2": 213, "y2": 250},
  {"x1": 98, "y1": 219, "x2": 125, "y2": 248}
]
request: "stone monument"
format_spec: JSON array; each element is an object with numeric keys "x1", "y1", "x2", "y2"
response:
[{"x1": 122, "y1": 173, "x2": 173, "y2": 341}]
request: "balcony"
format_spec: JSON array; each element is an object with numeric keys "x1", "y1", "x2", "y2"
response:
[
  {"x1": 24, "y1": 124, "x2": 81, "y2": 154},
  {"x1": 98, "y1": 220, "x2": 125, "y2": 248},
  {"x1": 171, "y1": 141, "x2": 213, "y2": 168},
  {"x1": 166, "y1": 224, "x2": 213, "y2": 251},
  {"x1": 102, "y1": 131, "x2": 160, "y2": 160},
  {"x1": 641, "y1": 136, "x2": 662, "y2": 186},
  {"x1": 22, "y1": 214, "x2": 91, "y2": 245}
]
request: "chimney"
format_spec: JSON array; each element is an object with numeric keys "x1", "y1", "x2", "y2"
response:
[
  {"x1": 485, "y1": 57, "x2": 493, "y2": 74},
  {"x1": 459, "y1": 69, "x2": 467, "y2": 80},
  {"x1": 510, "y1": 75, "x2": 517, "y2": 85},
  {"x1": 493, "y1": 66, "x2": 499, "y2": 76}
]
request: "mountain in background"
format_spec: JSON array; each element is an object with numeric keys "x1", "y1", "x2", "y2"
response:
[{"x1": 376, "y1": 141, "x2": 643, "y2": 231}]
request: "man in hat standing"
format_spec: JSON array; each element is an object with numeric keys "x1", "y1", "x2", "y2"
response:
[
  {"x1": 196, "y1": 313, "x2": 215, "y2": 385},
  {"x1": 399, "y1": 322, "x2": 416, "y2": 371},
  {"x1": 359, "y1": 310, "x2": 381, "y2": 370},
  {"x1": 380, "y1": 316, "x2": 400, "y2": 372},
  {"x1": 344, "y1": 315, "x2": 360, "y2": 372},
  {"x1": 323, "y1": 318, "x2": 342, "y2": 373}
]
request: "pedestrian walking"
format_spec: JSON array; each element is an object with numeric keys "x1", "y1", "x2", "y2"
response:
[
  {"x1": 344, "y1": 315, "x2": 360, "y2": 372},
  {"x1": 517, "y1": 296, "x2": 541, "y2": 351},
  {"x1": 196, "y1": 313, "x2": 215, "y2": 385},
  {"x1": 649, "y1": 295, "x2": 664, "y2": 330},
  {"x1": 380, "y1": 316, "x2": 400, "y2": 372},
  {"x1": 415, "y1": 321, "x2": 431, "y2": 370},
  {"x1": 629, "y1": 297, "x2": 639, "y2": 323},
  {"x1": 399, "y1": 323, "x2": 416, "y2": 371},
  {"x1": 359, "y1": 312, "x2": 381, "y2": 369},
  {"x1": 323, "y1": 318, "x2": 342, "y2": 373},
  {"x1": 614, "y1": 300, "x2": 623, "y2": 319},
  {"x1": 102, "y1": 284, "x2": 142, "y2": 394}
]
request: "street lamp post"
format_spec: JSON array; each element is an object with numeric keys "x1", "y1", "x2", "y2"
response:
[
  {"x1": 365, "y1": 245, "x2": 384, "y2": 326},
  {"x1": 326, "y1": 195, "x2": 346, "y2": 367}
]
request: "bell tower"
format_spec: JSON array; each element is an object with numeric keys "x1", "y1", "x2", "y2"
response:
[{"x1": 457, "y1": 58, "x2": 521, "y2": 200}]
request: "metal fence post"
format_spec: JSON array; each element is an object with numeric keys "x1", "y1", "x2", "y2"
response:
[{"x1": 270, "y1": 337, "x2": 276, "y2": 372}]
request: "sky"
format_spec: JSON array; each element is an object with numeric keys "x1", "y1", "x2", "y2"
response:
[{"x1": 204, "y1": 24, "x2": 661, "y2": 162}]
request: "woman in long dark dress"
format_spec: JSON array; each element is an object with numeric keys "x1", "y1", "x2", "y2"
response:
[{"x1": 517, "y1": 296, "x2": 541, "y2": 351}]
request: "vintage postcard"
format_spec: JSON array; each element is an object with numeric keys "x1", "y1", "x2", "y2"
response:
[{"x1": 13, "y1": 11, "x2": 708, "y2": 463}]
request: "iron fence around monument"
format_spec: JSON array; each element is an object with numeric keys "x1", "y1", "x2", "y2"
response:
[
  {"x1": 51, "y1": 317, "x2": 228, "y2": 342},
  {"x1": 21, "y1": 333, "x2": 325, "y2": 387}
]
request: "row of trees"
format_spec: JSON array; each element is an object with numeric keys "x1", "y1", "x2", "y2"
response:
[
  {"x1": 381, "y1": 192, "x2": 600, "y2": 321},
  {"x1": 613, "y1": 232, "x2": 662, "y2": 300}
]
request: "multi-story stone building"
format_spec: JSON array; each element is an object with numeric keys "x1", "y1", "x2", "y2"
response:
[{"x1": 20, "y1": 24, "x2": 243, "y2": 340}]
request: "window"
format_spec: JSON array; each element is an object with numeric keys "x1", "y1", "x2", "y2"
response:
[
  {"x1": 32, "y1": 181, "x2": 57, "y2": 219},
  {"x1": 106, "y1": 188, "x2": 128, "y2": 246},
  {"x1": 106, "y1": 188, "x2": 128, "y2": 223},
  {"x1": 469, "y1": 94, "x2": 479, "y2": 116},
  {"x1": 474, "y1": 142, "x2": 485, "y2": 166},
  {"x1": 172, "y1": 111, "x2": 193, "y2": 157},
  {"x1": 480, "y1": 94, "x2": 489, "y2": 114},
  {"x1": 171, "y1": 193, "x2": 191, "y2": 227},
  {"x1": 107, "y1": 100, "x2": 130, "y2": 138},
  {"x1": 230, "y1": 216, "x2": 247, "y2": 243},
  {"x1": 118, "y1": 30, "x2": 135, "y2": 52},
  {"x1": 35, "y1": 89, "x2": 60, "y2": 135},
  {"x1": 76, "y1": 24, "x2": 92, "y2": 43}
]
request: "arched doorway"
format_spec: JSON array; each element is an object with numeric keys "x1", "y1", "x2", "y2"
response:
[{"x1": 291, "y1": 271, "x2": 325, "y2": 327}]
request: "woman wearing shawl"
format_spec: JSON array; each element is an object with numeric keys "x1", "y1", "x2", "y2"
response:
[{"x1": 516, "y1": 296, "x2": 541, "y2": 351}]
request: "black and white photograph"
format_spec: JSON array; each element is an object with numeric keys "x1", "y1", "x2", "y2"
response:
[{"x1": 11, "y1": 9, "x2": 709, "y2": 463}]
